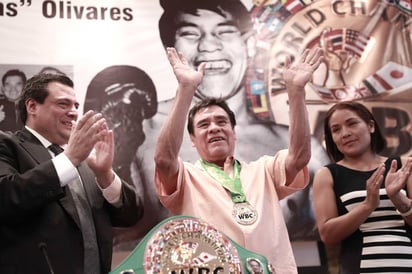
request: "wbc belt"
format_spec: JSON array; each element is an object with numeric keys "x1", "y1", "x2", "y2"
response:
[{"x1": 110, "y1": 216, "x2": 273, "y2": 274}]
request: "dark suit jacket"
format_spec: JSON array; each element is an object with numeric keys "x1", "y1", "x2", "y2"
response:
[{"x1": 0, "y1": 129, "x2": 143, "y2": 274}]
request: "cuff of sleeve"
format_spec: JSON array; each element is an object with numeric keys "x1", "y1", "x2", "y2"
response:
[
  {"x1": 100, "y1": 173, "x2": 122, "y2": 204},
  {"x1": 52, "y1": 154, "x2": 78, "y2": 186}
]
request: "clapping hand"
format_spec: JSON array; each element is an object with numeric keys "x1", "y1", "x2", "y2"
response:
[
  {"x1": 365, "y1": 163, "x2": 385, "y2": 210},
  {"x1": 385, "y1": 158, "x2": 412, "y2": 198},
  {"x1": 66, "y1": 110, "x2": 115, "y2": 188},
  {"x1": 86, "y1": 126, "x2": 115, "y2": 188},
  {"x1": 65, "y1": 110, "x2": 108, "y2": 166}
]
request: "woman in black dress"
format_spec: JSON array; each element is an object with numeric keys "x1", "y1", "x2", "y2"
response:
[{"x1": 313, "y1": 101, "x2": 412, "y2": 274}]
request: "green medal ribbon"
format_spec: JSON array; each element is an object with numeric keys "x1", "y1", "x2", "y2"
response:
[{"x1": 200, "y1": 159, "x2": 246, "y2": 204}]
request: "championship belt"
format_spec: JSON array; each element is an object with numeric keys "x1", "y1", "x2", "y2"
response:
[{"x1": 110, "y1": 216, "x2": 274, "y2": 274}]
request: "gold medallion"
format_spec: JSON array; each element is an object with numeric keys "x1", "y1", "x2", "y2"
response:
[{"x1": 232, "y1": 202, "x2": 258, "y2": 225}]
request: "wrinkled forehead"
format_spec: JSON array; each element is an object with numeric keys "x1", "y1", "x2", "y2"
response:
[
  {"x1": 194, "y1": 105, "x2": 229, "y2": 121},
  {"x1": 176, "y1": 8, "x2": 235, "y2": 25}
]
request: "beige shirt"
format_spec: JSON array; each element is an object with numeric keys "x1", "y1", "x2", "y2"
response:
[{"x1": 155, "y1": 149, "x2": 309, "y2": 274}]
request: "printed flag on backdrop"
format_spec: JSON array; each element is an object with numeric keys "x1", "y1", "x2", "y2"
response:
[
  {"x1": 363, "y1": 61, "x2": 412, "y2": 94},
  {"x1": 344, "y1": 29, "x2": 371, "y2": 58}
]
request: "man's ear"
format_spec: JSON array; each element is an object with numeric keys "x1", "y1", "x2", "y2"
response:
[
  {"x1": 26, "y1": 98, "x2": 37, "y2": 114},
  {"x1": 189, "y1": 134, "x2": 196, "y2": 147}
]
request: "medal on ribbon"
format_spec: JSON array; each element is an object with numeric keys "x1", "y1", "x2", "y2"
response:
[
  {"x1": 232, "y1": 202, "x2": 258, "y2": 225},
  {"x1": 201, "y1": 159, "x2": 258, "y2": 225}
]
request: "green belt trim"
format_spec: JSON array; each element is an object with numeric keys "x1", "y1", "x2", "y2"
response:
[{"x1": 110, "y1": 215, "x2": 272, "y2": 274}]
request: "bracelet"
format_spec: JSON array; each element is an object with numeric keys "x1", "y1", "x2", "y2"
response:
[{"x1": 397, "y1": 201, "x2": 412, "y2": 217}]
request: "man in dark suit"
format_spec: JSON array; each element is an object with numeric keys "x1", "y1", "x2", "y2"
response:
[{"x1": 0, "y1": 73, "x2": 143, "y2": 274}]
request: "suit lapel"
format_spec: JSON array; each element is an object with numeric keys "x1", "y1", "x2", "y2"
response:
[
  {"x1": 16, "y1": 129, "x2": 51, "y2": 164},
  {"x1": 16, "y1": 129, "x2": 82, "y2": 227},
  {"x1": 77, "y1": 162, "x2": 103, "y2": 209},
  {"x1": 59, "y1": 186, "x2": 82, "y2": 228}
]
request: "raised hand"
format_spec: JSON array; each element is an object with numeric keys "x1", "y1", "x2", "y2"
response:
[
  {"x1": 167, "y1": 47, "x2": 205, "y2": 90},
  {"x1": 283, "y1": 47, "x2": 324, "y2": 90}
]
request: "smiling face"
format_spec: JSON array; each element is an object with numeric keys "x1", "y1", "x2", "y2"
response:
[
  {"x1": 328, "y1": 108, "x2": 375, "y2": 159},
  {"x1": 249, "y1": 260, "x2": 262, "y2": 273},
  {"x1": 174, "y1": 9, "x2": 247, "y2": 100},
  {"x1": 190, "y1": 105, "x2": 236, "y2": 166},
  {"x1": 26, "y1": 82, "x2": 79, "y2": 145},
  {"x1": 2, "y1": 75, "x2": 25, "y2": 102}
]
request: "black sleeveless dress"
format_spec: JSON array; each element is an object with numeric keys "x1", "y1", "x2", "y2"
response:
[{"x1": 326, "y1": 157, "x2": 412, "y2": 274}]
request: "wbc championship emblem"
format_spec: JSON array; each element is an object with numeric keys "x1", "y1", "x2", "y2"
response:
[
  {"x1": 143, "y1": 217, "x2": 243, "y2": 273},
  {"x1": 110, "y1": 216, "x2": 274, "y2": 274},
  {"x1": 248, "y1": 0, "x2": 412, "y2": 156}
]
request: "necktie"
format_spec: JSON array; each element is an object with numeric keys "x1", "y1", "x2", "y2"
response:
[
  {"x1": 48, "y1": 144, "x2": 64, "y2": 156},
  {"x1": 49, "y1": 144, "x2": 100, "y2": 274}
]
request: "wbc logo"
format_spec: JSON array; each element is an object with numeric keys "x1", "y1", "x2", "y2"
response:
[
  {"x1": 247, "y1": 0, "x2": 412, "y2": 156},
  {"x1": 143, "y1": 218, "x2": 243, "y2": 273}
]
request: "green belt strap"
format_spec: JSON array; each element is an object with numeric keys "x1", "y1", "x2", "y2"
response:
[{"x1": 110, "y1": 215, "x2": 273, "y2": 274}]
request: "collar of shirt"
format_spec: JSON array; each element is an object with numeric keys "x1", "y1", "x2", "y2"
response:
[{"x1": 25, "y1": 125, "x2": 67, "y2": 150}]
